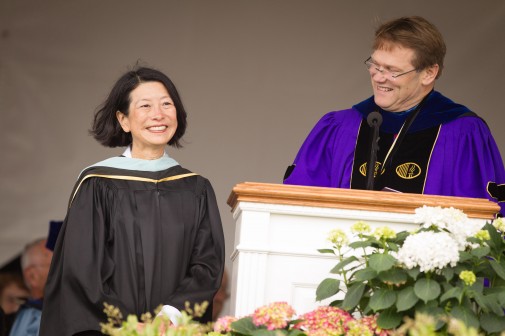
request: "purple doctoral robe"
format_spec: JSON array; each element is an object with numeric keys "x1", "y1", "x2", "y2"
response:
[{"x1": 284, "y1": 91, "x2": 505, "y2": 215}]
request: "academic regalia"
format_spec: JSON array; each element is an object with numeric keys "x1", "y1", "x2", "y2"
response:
[
  {"x1": 39, "y1": 154, "x2": 225, "y2": 336},
  {"x1": 284, "y1": 91, "x2": 505, "y2": 215}
]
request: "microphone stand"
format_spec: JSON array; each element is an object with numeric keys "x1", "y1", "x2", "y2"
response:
[{"x1": 366, "y1": 112, "x2": 382, "y2": 190}]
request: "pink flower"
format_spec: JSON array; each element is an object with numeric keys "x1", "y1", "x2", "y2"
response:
[
  {"x1": 296, "y1": 306, "x2": 354, "y2": 335},
  {"x1": 251, "y1": 302, "x2": 296, "y2": 330},
  {"x1": 358, "y1": 314, "x2": 393, "y2": 336},
  {"x1": 213, "y1": 315, "x2": 237, "y2": 333}
]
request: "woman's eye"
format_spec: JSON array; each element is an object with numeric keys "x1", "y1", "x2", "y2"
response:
[
  {"x1": 162, "y1": 102, "x2": 172, "y2": 106},
  {"x1": 140, "y1": 104, "x2": 150, "y2": 108}
]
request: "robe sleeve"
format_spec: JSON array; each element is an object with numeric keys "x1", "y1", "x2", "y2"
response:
[
  {"x1": 283, "y1": 110, "x2": 361, "y2": 188},
  {"x1": 165, "y1": 179, "x2": 225, "y2": 322},
  {"x1": 40, "y1": 177, "x2": 120, "y2": 335},
  {"x1": 425, "y1": 117, "x2": 505, "y2": 215}
]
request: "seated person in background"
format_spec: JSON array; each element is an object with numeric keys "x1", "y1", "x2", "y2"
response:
[
  {"x1": 9, "y1": 238, "x2": 53, "y2": 336},
  {"x1": 0, "y1": 273, "x2": 29, "y2": 336},
  {"x1": 284, "y1": 16, "x2": 505, "y2": 214}
]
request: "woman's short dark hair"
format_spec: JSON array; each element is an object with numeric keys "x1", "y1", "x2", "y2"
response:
[{"x1": 90, "y1": 67, "x2": 187, "y2": 148}]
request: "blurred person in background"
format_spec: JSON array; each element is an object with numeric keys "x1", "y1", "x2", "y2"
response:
[
  {"x1": 9, "y1": 238, "x2": 53, "y2": 336},
  {"x1": 0, "y1": 273, "x2": 28, "y2": 336}
]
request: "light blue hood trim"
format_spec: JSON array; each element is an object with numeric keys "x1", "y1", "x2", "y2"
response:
[{"x1": 83, "y1": 146, "x2": 179, "y2": 173}]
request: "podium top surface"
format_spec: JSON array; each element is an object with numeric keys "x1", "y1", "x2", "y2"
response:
[{"x1": 227, "y1": 182, "x2": 500, "y2": 219}]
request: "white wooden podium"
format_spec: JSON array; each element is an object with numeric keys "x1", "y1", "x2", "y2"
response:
[{"x1": 226, "y1": 182, "x2": 499, "y2": 317}]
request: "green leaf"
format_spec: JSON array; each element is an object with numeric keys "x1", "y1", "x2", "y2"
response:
[
  {"x1": 469, "y1": 277, "x2": 484, "y2": 293},
  {"x1": 342, "y1": 282, "x2": 366, "y2": 311},
  {"x1": 480, "y1": 312, "x2": 505, "y2": 333},
  {"x1": 497, "y1": 290, "x2": 505, "y2": 306},
  {"x1": 317, "y1": 248, "x2": 335, "y2": 255},
  {"x1": 394, "y1": 231, "x2": 410, "y2": 240},
  {"x1": 376, "y1": 308, "x2": 403, "y2": 329},
  {"x1": 369, "y1": 288, "x2": 396, "y2": 312},
  {"x1": 470, "y1": 245, "x2": 490, "y2": 258},
  {"x1": 329, "y1": 299, "x2": 343, "y2": 308},
  {"x1": 415, "y1": 300, "x2": 445, "y2": 318},
  {"x1": 484, "y1": 286, "x2": 505, "y2": 305},
  {"x1": 369, "y1": 253, "x2": 396, "y2": 272},
  {"x1": 231, "y1": 316, "x2": 257, "y2": 335},
  {"x1": 288, "y1": 319, "x2": 304, "y2": 326},
  {"x1": 440, "y1": 267, "x2": 454, "y2": 282},
  {"x1": 495, "y1": 277, "x2": 505, "y2": 287},
  {"x1": 405, "y1": 267, "x2": 420, "y2": 280},
  {"x1": 252, "y1": 330, "x2": 286, "y2": 336},
  {"x1": 439, "y1": 286, "x2": 463, "y2": 303},
  {"x1": 485, "y1": 222, "x2": 505, "y2": 253},
  {"x1": 458, "y1": 251, "x2": 473, "y2": 262},
  {"x1": 414, "y1": 278, "x2": 441, "y2": 303},
  {"x1": 450, "y1": 305, "x2": 480, "y2": 330},
  {"x1": 452, "y1": 264, "x2": 468, "y2": 276},
  {"x1": 359, "y1": 296, "x2": 371, "y2": 315},
  {"x1": 377, "y1": 268, "x2": 408, "y2": 285},
  {"x1": 330, "y1": 256, "x2": 359, "y2": 274},
  {"x1": 489, "y1": 259, "x2": 505, "y2": 280},
  {"x1": 315, "y1": 278, "x2": 340, "y2": 301},
  {"x1": 353, "y1": 268, "x2": 377, "y2": 281},
  {"x1": 472, "y1": 291, "x2": 505, "y2": 316},
  {"x1": 396, "y1": 286, "x2": 419, "y2": 312},
  {"x1": 349, "y1": 240, "x2": 374, "y2": 249},
  {"x1": 287, "y1": 330, "x2": 306, "y2": 336},
  {"x1": 386, "y1": 242, "x2": 399, "y2": 252}
]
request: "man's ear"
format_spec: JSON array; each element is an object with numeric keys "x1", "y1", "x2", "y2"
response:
[
  {"x1": 116, "y1": 111, "x2": 130, "y2": 133},
  {"x1": 422, "y1": 64, "x2": 439, "y2": 85}
]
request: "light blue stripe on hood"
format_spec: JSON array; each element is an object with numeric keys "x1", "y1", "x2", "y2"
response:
[
  {"x1": 89, "y1": 155, "x2": 179, "y2": 172},
  {"x1": 81, "y1": 146, "x2": 179, "y2": 174}
]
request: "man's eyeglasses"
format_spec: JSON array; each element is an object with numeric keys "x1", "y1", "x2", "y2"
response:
[{"x1": 364, "y1": 57, "x2": 418, "y2": 80}]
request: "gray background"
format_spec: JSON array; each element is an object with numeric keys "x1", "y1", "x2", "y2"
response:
[{"x1": 1, "y1": 0, "x2": 504, "y2": 305}]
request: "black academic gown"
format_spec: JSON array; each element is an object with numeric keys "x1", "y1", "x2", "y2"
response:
[{"x1": 39, "y1": 165, "x2": 225, "y2": 335}]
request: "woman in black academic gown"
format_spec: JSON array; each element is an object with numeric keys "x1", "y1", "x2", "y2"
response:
[{"x1": 39, "y1": 67, "x2": 225, "y2": 336}]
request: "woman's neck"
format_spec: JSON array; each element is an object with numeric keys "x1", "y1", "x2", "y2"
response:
[{"x1": 129, "y1": 146, "x2": 165, "y2": 160}]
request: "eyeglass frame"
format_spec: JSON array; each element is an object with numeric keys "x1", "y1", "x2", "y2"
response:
[{"x1": 364, "y1": 56, "x2": 419, "y2": 80}]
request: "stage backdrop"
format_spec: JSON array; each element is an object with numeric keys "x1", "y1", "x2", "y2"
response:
[{"x1": 1, "y1": 0, "x2": 504, "y2": 315}]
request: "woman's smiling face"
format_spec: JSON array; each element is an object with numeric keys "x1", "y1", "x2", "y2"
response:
[{"x1": 116, "y1": 81, "x2": 177, "y2": 158}]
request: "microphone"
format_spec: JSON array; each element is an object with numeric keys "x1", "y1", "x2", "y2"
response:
[
  {"x1": 366, "y1": 112, "x2": 382, "y2": 190},
  {"x1": 367, "y1": 111, "x2": 383, "y2": 128}
]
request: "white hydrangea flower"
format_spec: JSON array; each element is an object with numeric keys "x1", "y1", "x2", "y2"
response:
[
  {"x1": 414, "y1": 206, "x2": 481, "y2": 250},
  {"x1": 415, "y1": 206, "x2": 467, "y2": 229},
  {"x1": 396, "y1": 231, "x2": 460, "y2": 272}
]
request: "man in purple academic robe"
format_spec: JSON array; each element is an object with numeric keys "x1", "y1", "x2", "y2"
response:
[{"x1": 283, "y1": 16, "x2": 505, "y2": 215}]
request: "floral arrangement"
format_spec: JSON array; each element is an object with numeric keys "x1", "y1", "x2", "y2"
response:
[
  {"x1": 101, "y1": 300, "x2": 488, "y2": 336},
  {"x1": 100, "y1": 206, "x2": 505, "y2": 335},
  {"x1": 101, "y1": 301, "x2": 212, "y2": 336},
  {"x1": 213, "y1": 302, "x2": 391, "y2": 336},
  {"x1": 316, "y1": 206, "x2": 505, "y2": 335}
]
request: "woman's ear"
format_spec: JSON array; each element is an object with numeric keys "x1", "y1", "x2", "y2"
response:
[
  {"x1": 116, "y1": 111, "x2": 130, "y2": 133},
  {"x1": 422, "y1": 64, "x2": 439, "y2": 85}
]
